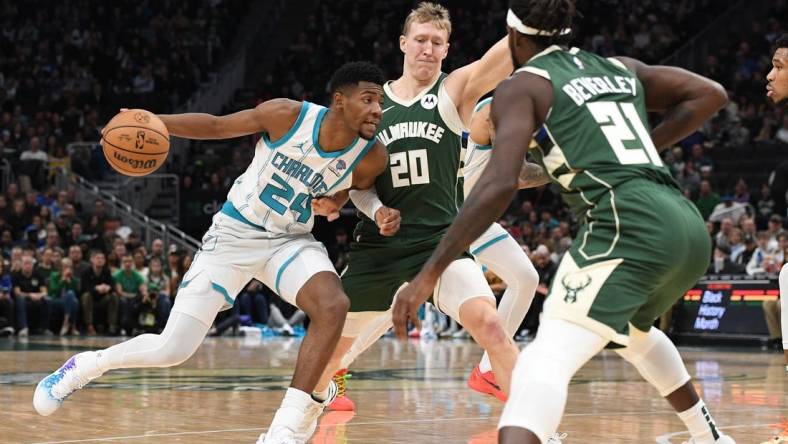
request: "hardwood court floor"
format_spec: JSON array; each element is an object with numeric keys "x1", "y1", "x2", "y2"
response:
[{"x1": 1, "y1": 335, "x2": 787, "y2": 443}]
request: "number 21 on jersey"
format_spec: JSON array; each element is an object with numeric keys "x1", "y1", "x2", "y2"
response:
[
  {"x1": 390, "y1": 149, "x2": 430, "y2": 188},
  {"x1": 587, "y1": 101, "x2": 663, "y2": 167}
]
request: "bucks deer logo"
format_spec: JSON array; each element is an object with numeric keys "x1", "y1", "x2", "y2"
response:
[{"x1": 561, "y1": 274, "x2": 592, "y2": 303}]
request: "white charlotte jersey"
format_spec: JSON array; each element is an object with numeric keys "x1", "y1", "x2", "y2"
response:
[
  {"x1": 223, "y1": 101, "x2": 375, "y2": 235},
  {"x1": 462, "y1": 98, "x2": 492, "y2": 196}
]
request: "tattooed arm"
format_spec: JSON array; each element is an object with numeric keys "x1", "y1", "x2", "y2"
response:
[{"x1": 518, "y1": 161, "x2": 551, "y2": 189}]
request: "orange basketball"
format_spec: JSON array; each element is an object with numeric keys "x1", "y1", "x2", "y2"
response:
[{"x1": 101, "y1": 109, "x2": 170, "y2": 177}]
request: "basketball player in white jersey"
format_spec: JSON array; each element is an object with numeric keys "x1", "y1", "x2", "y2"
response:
[
  {"x1": 766, "y1": 35, "x2": 788, "y2": 374},
  {"x1": 33, "y1": 61, "x2": 398, "y2": 444}
]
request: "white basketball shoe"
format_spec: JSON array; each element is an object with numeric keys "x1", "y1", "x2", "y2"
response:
[
  {"x1": 257, "y1": 380, "x2": 338, "y2": 444},
  {"x1": 33, "y1": 351, "x2": 104, "y2": 416},
  {"x1": 257, "y1": 426, "x2": 298, "y2": 444},
  {"x1": 295, "y1": 379, "x2": 339, "y2": 442}
]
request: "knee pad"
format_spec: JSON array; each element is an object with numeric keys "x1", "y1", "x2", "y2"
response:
[{"x1": 615, "y1": 327, "x2": 690, "y2": 397}]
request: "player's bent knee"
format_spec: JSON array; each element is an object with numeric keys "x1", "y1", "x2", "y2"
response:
[
  {"x1": 310, "y1": 292, "x2": 350, "y2": 324},
  {"x1": 463, "y1": 304, "x2": 508, "y2": 345},
  {"x1": 514, "y1": 343, "x2": 574, "y2": 388},
  {"x1": 518, "y1": 260, "x2": 539, "y2": 285},
  {"x1": 614, "y1": 327, "x2": 690, "y2": 396}
]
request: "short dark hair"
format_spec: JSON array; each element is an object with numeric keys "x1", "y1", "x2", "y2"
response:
[
  {"x1": 328, "y1": 61, "x2": 386, "y2": 95},
  {"x1": 775, "y1": 34, "x2": 788, "y2": 52},
  {"x1": 509, "y1": 0, "x2": 576, "y2": 47},
  {"x1": 89, "y1": 249, "x2": 105, "y2": 259}
]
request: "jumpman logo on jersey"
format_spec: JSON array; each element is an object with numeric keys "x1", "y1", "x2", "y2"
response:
[{"x1": 294, "y1": 140, "x2": 309, "y2": 154}]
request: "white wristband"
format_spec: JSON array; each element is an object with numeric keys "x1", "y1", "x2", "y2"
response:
[{"x1": 349, "y1": 187, "x2": 384, "y2": 221}]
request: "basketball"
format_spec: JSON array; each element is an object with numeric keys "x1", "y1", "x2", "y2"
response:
[{"x1": 101, "y1": 109, "x2": 170, "y2": 177}]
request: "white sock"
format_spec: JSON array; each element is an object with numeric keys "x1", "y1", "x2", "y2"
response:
[
  {"x1": 270, "y1": 388, "x2": 315, "y2": 432},
  {"x1": 479, "y1": 353, "x2": 493, "y2": 373},
  {"x1": 312, "y1": 386, "x2": 329, "y2": 402},
  {"x1": 677, "y1": 401, "x2": 723, "y2": 444},
  {"x1": 475, "y1": 234, "x2": 538, "y2": 375}
]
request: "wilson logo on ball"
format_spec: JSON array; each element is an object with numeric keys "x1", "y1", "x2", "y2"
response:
[{"x1": 113, "y1": 151, "x2": 158, "y2": 170}]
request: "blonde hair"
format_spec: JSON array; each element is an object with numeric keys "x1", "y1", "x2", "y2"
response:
[{"x1": 402, "y1": 2, "x2": 451, "y2": 38}]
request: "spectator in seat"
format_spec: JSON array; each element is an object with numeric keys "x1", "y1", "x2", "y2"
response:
[
  {"x1": 755, "y1": 183, "x2": 776, "y2": 230},
  {"x1": 48, "y1": 258, "x2": 80, "y2": 335},
  {"x1": 12, "y1": 255, "x2": 50, "y2": 335},
  {"x1": 40, "y1": 231, "x2": 61, "y2": 256},
  {"x1": 773, "y1": 233, "x2": 787, "y2": 266},
  {"x1": 694, "y1": 180, "x2": 720, "y2": 221},
  {"x1": 80, "y1": 250, "x2": 118, "y2": 335},
  {"x1": 49, "y1": 191, "x2": 69, "y2": 218},
  {"x1": 709, "y1": 196, "x2": 747, "y2": 225},
  {"x1": 747, "y1": 233, "x2": 772, "y2": 276},
  {"x1": 708, "y1": 245, "x2": 746, "y2": 274},
  {"x1": 739, "y1": 233, "x2": 758, "y2": 268},
  {"x1": 239, "y1": 280, "x2": 269, "y2": 325},
  {"x1": 166, "y1": 249, "x2": 183, "y2": 298},
  {"x1": 733, "y1": 178, "x2": 750, "y2": 204},
  {"x1": 132, "y1": 249, "x2": 149, "y2": 279},
  {"x1": 107, "y1": 241, "x2": 127, "y2": 272},
  {"x1": 145, "y1": 256, "x2": 171, "y2": 330},
  {"x1": 146, "y1": 238, "x2": 165, "y2": 265},
  {"x1": 19, "y1": 136, "x2": 47, "y2": 191},
  {"x1": 767, "y1": 214, "x2": 785, "y2": 252},
  {"x1": 741, "y1": 217, "x2": 757, "y2": 239},
  {"x1": 7, "y1": 199, "x2": 30, "y2": 239},
  {"x1": 47, "y1": 144, "x2": 71, "y2": 182},
  {"x1": 68, "y1": 245, "x2": 90, "y2": 278},
  {"x1": 63, "y1": 222, "x2": 89, "y2": 249},
  {"x1": 37, "y1": 247, "x2": 55, "y2": 281},
  {"x1": 113, "y1": 254, "x2": 148, "y2": 335},
  {"x1": 729, "y1": 228, "x2": 746, "y2": 264},
  {"x1": 715, "y1": 217, "x2": 735, "y2": 251}
]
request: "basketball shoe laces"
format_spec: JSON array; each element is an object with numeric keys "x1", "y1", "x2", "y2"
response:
[{"x1": 333, "y1": 371, "x2": 352, "y2": 398}]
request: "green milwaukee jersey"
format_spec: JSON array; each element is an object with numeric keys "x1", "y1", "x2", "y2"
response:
[
  {"x1": 356, "y1": 73, "x2": 466, "y2": 241},
  {"x1": 523, "y1": 46, "x2": 680, "y2": 218}
]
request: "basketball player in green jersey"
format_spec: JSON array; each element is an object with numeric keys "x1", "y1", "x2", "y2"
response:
[
  {"x1": 310, "y1": 1, "x2": 524, "y2": 410},
  {"x1": 766, "y1": 35, "x2": 788, "y2": 374},
  {"x1": 393, "y1": 1, "x2": 736, "y2": 443}
]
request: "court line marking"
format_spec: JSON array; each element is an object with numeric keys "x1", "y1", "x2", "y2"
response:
[
  {"x1": 31, "y1": 408, "x2": 788, "y2": 443},
  {"x1": 655, "y1": 421, "x2": 784, "y2": 444},
  {"x1": 29, "y1": 417, "x2": 492, "y2": 444}
]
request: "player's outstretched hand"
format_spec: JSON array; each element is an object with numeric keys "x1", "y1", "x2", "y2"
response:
[
  {"x1": 312, "y1": 196, "x2": 342, "y2": 222},
  {"x1": 391, "y1": 272, "x2": 436, "y2": 340},
  {"x1": 374, "y1": 206, "x2": 401, "y2": 236}
]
